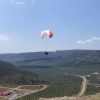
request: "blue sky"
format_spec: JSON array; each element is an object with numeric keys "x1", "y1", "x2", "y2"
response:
[{"x1": 0, "y1": 0, "x2": 100, "y2": 53}]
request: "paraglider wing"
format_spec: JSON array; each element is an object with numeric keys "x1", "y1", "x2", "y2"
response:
[
  {"x1": 41, "y1": 30, "x2": 53, "y2": 55},
  {"x1": 41, "y1": 30, "x2": 53, "y2": 39},
  {"x1": 49, "y1": 30, "x2": 53, "y2": 38}
]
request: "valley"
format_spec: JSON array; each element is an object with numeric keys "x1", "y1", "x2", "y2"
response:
[{"x1": 0, "y1": 50, "x2": 100, "y2": 100}]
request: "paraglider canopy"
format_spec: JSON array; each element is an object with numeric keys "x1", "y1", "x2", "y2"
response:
[{"x1": 41, "y1": 30, "x2": 53, "y2": 39}]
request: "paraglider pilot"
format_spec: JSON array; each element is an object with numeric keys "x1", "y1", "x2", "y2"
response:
[{"x1": 45, "y1": 51, "x2": 48, "y2": 55}]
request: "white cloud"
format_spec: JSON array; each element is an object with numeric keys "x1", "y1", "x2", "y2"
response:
[
  {"x1": 11, "y1": 0, "x2": 35, "y2": 5},
  {"x1": 91, "y1": 37, "x2": 100, "y2": 40},
  {"x1": 76, "y1": 39, "x2": 93, "y2": 44},
  {"x1": 12, "y1": 0, "x2": 25, "y2": 5},
  {"x1": 31, "y1": 0, "x2": 35, "y2": 3},
  {"x1": 15, "y1": 2, "x2": 25, "y2": 5},
  {"x1": 76, "y1": 36, "x2": 100, "y2": 44},
  {"x1": 0, "y1": 35, "x2": 12, "y2": 41}
]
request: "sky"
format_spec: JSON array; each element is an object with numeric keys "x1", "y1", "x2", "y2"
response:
[{"x1": 0, "y1": 0, "x2": 100, "y2": 53}]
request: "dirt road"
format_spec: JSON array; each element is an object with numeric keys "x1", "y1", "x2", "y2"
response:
[
  {"x1": 68, "y1": 74, "x2": 87, "y2": 96},
  {"x1": 77, "y1": 76, "x2": 87, "y2": 96},
  {"x1": 9, "y1": 85, "x2": 48, "y2": 100}
]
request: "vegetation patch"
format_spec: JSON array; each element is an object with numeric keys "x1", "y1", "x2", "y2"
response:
[
  {"x1": 16, "y1": 75, "x2": 82, "y2": 100},
  {"x1": 20, "y1": 85, "x2": 44, "y2": 90},
  {"x1": 87, "y1": 74, "x2": 100, "y2": 85},
  {"x1": 85, "y1": 85, "x2": 100, "y2": 95}
]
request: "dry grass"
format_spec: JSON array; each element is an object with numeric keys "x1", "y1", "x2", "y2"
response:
[{"x1": 0, "y1": 97, "x2": 7, "y2": 100}]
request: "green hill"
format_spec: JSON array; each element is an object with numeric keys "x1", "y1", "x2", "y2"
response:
[{"x1": 0, "y1": 60, "x2": 39, "y2": 86}]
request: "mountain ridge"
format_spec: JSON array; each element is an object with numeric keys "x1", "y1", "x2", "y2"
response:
[{"x1": 0, "y1": 50, "x2": 100, "y2": 68}]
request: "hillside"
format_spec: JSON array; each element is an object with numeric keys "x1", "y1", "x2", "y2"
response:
[
  {"x1": 0, "y1": 60, "x2": 39, "y2": 86},
  {"x1": 0, "y1": 50, "x2": 100, "y2": 68}
]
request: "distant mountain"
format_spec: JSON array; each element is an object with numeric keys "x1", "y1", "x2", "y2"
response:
[
  {"x1": 0, "y1": 60, "x2": 39, "y2": 86},
  {"x1": 0, "y1": 50, "x2": 100, "y2": 68}
]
